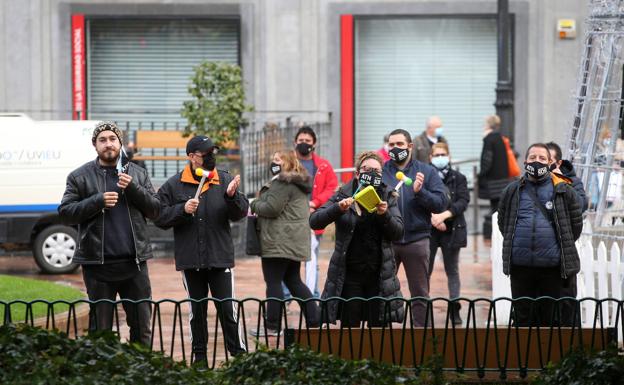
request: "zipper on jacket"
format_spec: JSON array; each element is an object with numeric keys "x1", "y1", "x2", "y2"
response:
[
  {"x1": 101, "y1": 169, "x2": 106, "y2": 264},
  {"x1": 124, "y1": 188, "x2": 141, "y2": 271}
]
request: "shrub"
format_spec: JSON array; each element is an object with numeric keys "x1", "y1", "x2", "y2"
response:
[
  {"x1": 532, "y1": 346, "x2": 624, "y2": 385},
  {"x1": 215, "y1": 344, "x2": 420, "y2": 385},
  {"x1": 0, "y1": 324, "x2": 211, "y2": 384}
]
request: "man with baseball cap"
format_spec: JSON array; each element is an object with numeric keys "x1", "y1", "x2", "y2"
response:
[
  {"x1": 58, "y1": 121, "x2": 160, "y2": 345},
  {"x1": 155, "y1": 135, "x2": 249, "y2": 364}
]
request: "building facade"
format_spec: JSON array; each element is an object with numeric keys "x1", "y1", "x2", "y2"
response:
[{"x1": 0, "y1": 0, "x2": 588, "y2": 169}]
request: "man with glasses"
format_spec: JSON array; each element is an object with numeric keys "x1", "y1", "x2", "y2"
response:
[{"x1": 155, "y1": 136, "x2": 248, "y2": 365}]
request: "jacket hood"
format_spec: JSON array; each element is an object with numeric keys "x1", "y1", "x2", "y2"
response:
[
  {"x1": 277, "y1": 172, "x2": 313, "y2": 194},
  {"x1": 559, "y1": 160, "x2": 577, "y2": 178}
]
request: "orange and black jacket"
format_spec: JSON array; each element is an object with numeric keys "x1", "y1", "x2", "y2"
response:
[{"x1": 154, "y1": 165, "x2": 248, "y2": 271}]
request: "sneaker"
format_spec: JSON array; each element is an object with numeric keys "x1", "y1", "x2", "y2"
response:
[{"x1": 249, "y1": 328, "x2": 281, "y2": 337}]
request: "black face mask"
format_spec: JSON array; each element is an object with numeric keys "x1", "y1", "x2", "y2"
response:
[
  {"x1": 295, "y1": 142, "x2": 314, "y2": 156},
  {"x1": 389, "y1": 147, "x2": 409, "y2": 163},
  {"x1": 525, "y1": 161, "x2": 549, "y2": 180},
  {"x1": 270, "y1": 162, "x2": 281, "y2": 176},
  {"x1": 358, "y1": 171, "x2": 383, "y2": 189},
  {"x1": 202, "y1": 154, "x2": 216, "y2": 171}
]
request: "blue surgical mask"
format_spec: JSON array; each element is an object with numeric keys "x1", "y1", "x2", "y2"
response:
[
  {"x1": 435, "y1": 127, "x2": 444, "y2": 137},
  {"x1": 431, "y1": 156, "x2": 450, "y2": 169}
]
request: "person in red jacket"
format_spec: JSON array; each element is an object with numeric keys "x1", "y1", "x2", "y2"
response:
[{"x1": 293, "y1": 125, "x2": 338, "y2": 297}]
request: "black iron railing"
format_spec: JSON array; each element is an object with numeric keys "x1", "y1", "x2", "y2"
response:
[{"x1": 1, "y1": 297, "x2": 621, "y2": 379}]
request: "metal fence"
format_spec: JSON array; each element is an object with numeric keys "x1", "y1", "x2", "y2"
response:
[
  {"x1": 240, "y1": 114, "x2": 332, "y2": 196},
  {"x1": 1, "y1": 297, "x2": 621, "y2": 379}
]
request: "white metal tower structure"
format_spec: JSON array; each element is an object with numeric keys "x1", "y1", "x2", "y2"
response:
[{"x1": 567, "y1": 0, "x2": 624, "y2": 232}]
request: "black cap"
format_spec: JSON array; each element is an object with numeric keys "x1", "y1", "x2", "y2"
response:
[{"x1": 186, "y1": 136, "x2": 218, "y2": 155}]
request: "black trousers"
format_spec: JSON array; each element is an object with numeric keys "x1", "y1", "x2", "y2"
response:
[
  {"x1": 339, "y1": 268, "x2": 383, "y2": 327},
  {"x1": 82, "y1": 266, "x2": 152, "y2": 346},
  {"x1": 182, "y1": 268, "x2": 246, "y2": 360},
  {"x1": 261, "y1": 258, "x2": 320, "y2": 330},
  {"x1": 510, "y1": 265, "x2": 578, "y2": 327}
]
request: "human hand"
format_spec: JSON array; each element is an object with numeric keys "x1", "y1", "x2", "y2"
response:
[
  {"x1": 338, "y1": 198, "x2": 354, "y2": 212},
  {"x1": 117, "y1": 172, "x2": 132, "y2": 189},
  {"x1": 431, "y1": 212, "x2": 450, "y2": 227},
  {"x1": 227, "y1": 175, "x2": 241, "y2": 197},
  {"x1": 413, "y1": 172, "x2": 425, "y2": 193},
  {"x1": 103, "y1": 192, "x2": 119, "y2": 208},
  {"x1": 184, "y1": 198, "x2": 200, "y2": 214},
  {"x1": 376, "y1": 201, "x2": 388, "y2": 215},
  {"x1": 434, "y1": 222, "x2": 447, "y2": 231}
]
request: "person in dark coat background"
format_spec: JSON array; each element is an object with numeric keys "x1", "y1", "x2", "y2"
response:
[
  {"x1": 479, "y1": 115, "x2": 511, "y2": 241},
  {"x1": 310, "y1": 151, "x2": 404, "y2": 326},
  {"x1": 427, "y1": 143, "x2": 470, "y2": 325},
  {"x1": 498, "y1": 143, "x2": 583, "y2": 327},
  {"x1": 546, "y1": 141, "x2": 588, "y2": 212}
]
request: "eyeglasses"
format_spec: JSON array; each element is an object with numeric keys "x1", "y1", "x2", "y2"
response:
[{"x1": 359, "y1": 166, "x2": 382, "y2": 174}]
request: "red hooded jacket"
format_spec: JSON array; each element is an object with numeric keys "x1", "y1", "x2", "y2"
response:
[{"x1": 310, "y1": 153, "x2": 338, "y2": 235}]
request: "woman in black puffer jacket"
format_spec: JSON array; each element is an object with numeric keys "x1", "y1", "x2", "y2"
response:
[{"x1": 310, "y1": 151, "x2": 404, "y2": 326}]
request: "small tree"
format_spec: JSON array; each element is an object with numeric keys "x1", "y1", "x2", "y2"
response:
[{"x1": 181, "y1": 61, "x2": 253, "y2": 146}]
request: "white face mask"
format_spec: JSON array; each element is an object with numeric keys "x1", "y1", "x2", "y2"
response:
[{"x1": 431, "y1": 156, "x2": 450, "y2": 169}]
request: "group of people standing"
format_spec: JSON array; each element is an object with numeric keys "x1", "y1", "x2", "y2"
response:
[{"x1": 58, "y1": 114, "x2": 586, "y2": 365}]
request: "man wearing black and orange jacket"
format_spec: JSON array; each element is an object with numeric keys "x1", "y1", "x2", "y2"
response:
[{"x1": 154, "y1": 136, "x2": 249, "y2": 364}]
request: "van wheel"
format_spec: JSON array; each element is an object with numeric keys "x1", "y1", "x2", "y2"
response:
[{"x1": 33, "y1": 225, "x2": 79, "y2": 274}]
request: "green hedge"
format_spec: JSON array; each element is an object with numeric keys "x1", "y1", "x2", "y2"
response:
[
  {"x1": 4, "y1": 323, "x2": 620, "y2": 385},
  {"x1": 0, "y1": 324, "x2": 419, "y2": 385}
]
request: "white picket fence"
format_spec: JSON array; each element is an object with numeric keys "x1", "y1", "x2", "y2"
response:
[{"x1": 491, "y1": 212, "x2": 624, "y2": 341}]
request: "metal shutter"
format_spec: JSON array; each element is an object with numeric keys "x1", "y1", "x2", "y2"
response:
[
  {"x1": 87, "y1": 18, "x2": 239, "y2": 126},
  {"x1": 355, "y1": 18, "x2": 497, "y2": 163},
  {"x1": 86, "y1": 18, "x2": 239, "y2": 181}
]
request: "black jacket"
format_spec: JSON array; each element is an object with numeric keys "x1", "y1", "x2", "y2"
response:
[
  {"x1": 479, "y1": 131, "x2": 511, "y2": 200},
  {"x1": 58, "y1": 159, "x2": 160, "y2": 265},
  {"x1": 310, "y1": 179, "x2": 405, "y2": 324},
  {"x1": 154, "y1": 165, "x2": 248, "y2": 271},
  {"x1": 432, "y1": 168, "x2": 470, "y2": 248},
  {"x1": 497, "y1": 174, "x2": 583, "y2": 278}
]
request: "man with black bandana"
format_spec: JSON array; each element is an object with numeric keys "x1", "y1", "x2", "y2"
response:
[
  {"x1": 293, "y1": 126, "x2": 338, "y2": 297},
  {"x1": 381, "y1": 129, "x2": 449, "y2": 327},
  {"x1": 155, "y1": 135, "x2": 249, "y2": 364},
  {"x1": 498, "y1": 143, "x2": 583, "y2": 327},
  {"x1": 59, "y1": 121, "x2": 160, "y2": 346}
]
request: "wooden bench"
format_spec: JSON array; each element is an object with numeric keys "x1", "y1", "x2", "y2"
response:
[{"x1": 132, "y1": 130, "x2": 240, "y2": 162}]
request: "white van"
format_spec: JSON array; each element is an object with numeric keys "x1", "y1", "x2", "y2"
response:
[{"x1": 0, "y1": 114, "x2": 99, "y2": 273}]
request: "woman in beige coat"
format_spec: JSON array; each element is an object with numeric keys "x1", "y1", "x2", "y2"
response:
[{"x1": 250, "y1": 150, "x2": 320, "y2": 336}]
